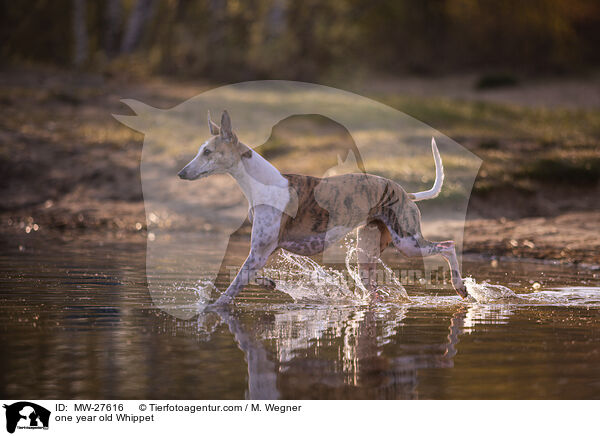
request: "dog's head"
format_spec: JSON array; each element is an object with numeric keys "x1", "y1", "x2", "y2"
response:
[{"x1": 178, "y1": 110, "x2": 244, "y2": 180}]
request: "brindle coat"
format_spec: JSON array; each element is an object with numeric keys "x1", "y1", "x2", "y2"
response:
[{"x1": 278, "y1": 173, "x2": 412, "y2": 255}]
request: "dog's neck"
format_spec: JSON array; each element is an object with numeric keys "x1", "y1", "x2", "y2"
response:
[{"x1": 227, "y1": 143, "x2": 288, "y2": 208}]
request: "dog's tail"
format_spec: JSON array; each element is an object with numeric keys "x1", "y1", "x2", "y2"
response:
[{"x1": 409, "y1": 138, "x2": 444, "y2": 202}]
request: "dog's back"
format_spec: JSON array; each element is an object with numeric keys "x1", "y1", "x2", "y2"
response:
[{"x1": 279, "y1": 173, "x2": 420, "y2": 243}]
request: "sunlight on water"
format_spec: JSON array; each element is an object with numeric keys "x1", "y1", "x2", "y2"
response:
[
  {"x1": 2, "y1": 240, "x2": 599, "y2": 400},
  {"x1": 162, "y1": 278, "x2": 215, "y2": 313},
  {"x1": 464, "y1": 278, "x2": 600, "y2": 308},
  {"x1": 526, "y1": 287, "x2": 600, "y2": 308},
  {"x1": 344, "y1": 245, "x2": 410, "y2": 302},
  {"x1": 463, "y1": 305, "x2": 514, "y2": 331},
  {"x1": 159, "y1": 237, "x2": 600, "y2": 312},
  {"x1": 179, "y1": 258, "x2": 600, "y2": 311},
  {"x1": 464, "y1": 277, "x2": 521, "y2": 303},
  {"x1": 189, "y1": 279, "x2": 216, "y2": 304},
  {"x1": 261, "y1": 306, "x2": 408, "y2": 365},
  {"x1": 264, "y1": 251, "x2": 361, "y2": 303},
  {"x1": 263, "y1": 242, "x2": 409, "y2": 304}
]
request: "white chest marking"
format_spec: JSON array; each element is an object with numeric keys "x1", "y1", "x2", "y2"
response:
[{"x1": 229, "y1": 151, "x2": 297, "y2": 218}]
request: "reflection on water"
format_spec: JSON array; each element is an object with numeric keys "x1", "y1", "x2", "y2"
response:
[
  {"x1": 0, "y1": 238, "x2": 599, "y2": 399},
  {"x1": 213, "y1": 305, "x2": 465, "y2": 399}
]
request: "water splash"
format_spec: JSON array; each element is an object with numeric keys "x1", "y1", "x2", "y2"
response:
[
  {"x1": 464, "y1": 277, "x2": 522, "y2": 303},
  {"x1": 169, "y1": 248, "x2": 599, "y2": 311},
  {"x1": 165, "y1": 278, "x2": 216, "y2": 312},
  {"x1": 344, "y1": 244, "x2": 410, "y2": 302},
  {"x1": 190, "y1": 279, "x2": 217, "y2": 306},
  {"x1": 264, "y1": 251, "x2": 362, "y2": 303},
  {"x1": 264, "y1": 240, "x2": 409, "y2": 304},
  {"x1": 464, "y1": 278, "x2": 600, "y2": 308}
]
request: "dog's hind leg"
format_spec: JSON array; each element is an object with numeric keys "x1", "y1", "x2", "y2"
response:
[
  {"x1": 356, "y1": 220, "x2": 392, "y2": 296},
  {"x1": 388, "y1": 232, "x2": 468, "y2": 298}
]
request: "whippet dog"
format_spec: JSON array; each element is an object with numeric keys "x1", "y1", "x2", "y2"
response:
[{"x1": 178, "y1": 111, "x2": 469, "y2": 305}]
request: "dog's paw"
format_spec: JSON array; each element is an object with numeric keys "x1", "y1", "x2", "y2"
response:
[
  {"x1": 256, "y1": 276, "x2": 277, "y2": 290},
  {"x1": 456, "y1": 284, "x2": 469, "y2": 299}
]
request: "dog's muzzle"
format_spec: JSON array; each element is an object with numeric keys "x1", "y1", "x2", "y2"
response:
[{"x1": 178, "y1": 169, "x2": 208, "y2": 180}]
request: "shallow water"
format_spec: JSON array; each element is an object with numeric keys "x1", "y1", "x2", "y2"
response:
[{"x1": 0, "y1": 237, "x2": 599, "y2": 399}]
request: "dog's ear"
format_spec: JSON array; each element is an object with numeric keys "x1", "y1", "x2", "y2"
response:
[
  {"x1": 207, "y1": 111, "x2": 220, "y2": 135},
  {"x1": 220, "y1": 110, "x2": 236, "y2": 142}
]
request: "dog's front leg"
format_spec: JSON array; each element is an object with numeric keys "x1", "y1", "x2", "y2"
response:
[
  {"x1": 213, "y1": 205, "x2": 281, "y2": 306},
  {"x1": 214, "y1": 249, "x2": 274, "y2": 305}
]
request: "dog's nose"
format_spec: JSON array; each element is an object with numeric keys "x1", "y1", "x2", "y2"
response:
[{"x1": 177, "y1": 169, "x2": 187, "y2": 179}]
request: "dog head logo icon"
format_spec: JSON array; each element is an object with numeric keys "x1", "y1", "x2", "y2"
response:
[{"x1": 3, "y1": 402, "x2": 50, "y2": 434}]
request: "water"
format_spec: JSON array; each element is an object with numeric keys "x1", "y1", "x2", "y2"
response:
[
  {"x1": 261, "y1": 245, "x2": 410, "y2": 303},
  {"x1": 0, "y1": 237, "x2": 599, "y2": 399}
]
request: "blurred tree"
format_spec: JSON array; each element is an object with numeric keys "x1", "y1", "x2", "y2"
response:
[
  {"x1": 72, "y1": 0, "x2": 88, "y2": 66},
  {"x1": 121, "y1": 0, "x2": 157, "y2": 53},
  {"x1": 1, "y1": 0, "x2": 599, "y2": 78},
  {"x1": 104, "y1": 0, "x2": 123, "y2": 57},
  {"x1": 266, "y1": 0, "x2": 286, "y2": 39}
]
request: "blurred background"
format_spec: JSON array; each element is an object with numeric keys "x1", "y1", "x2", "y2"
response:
[
  {"x1": 2, "y1": 0, "x2": 600, "y2": 80},
  {"x1": 1, "y1": 0, "x2": 599, "y2": 263}
]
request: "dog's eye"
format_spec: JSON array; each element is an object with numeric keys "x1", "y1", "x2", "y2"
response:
[{"x1": 203, "y1": 148, "x2": 212, "y2": 156}]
